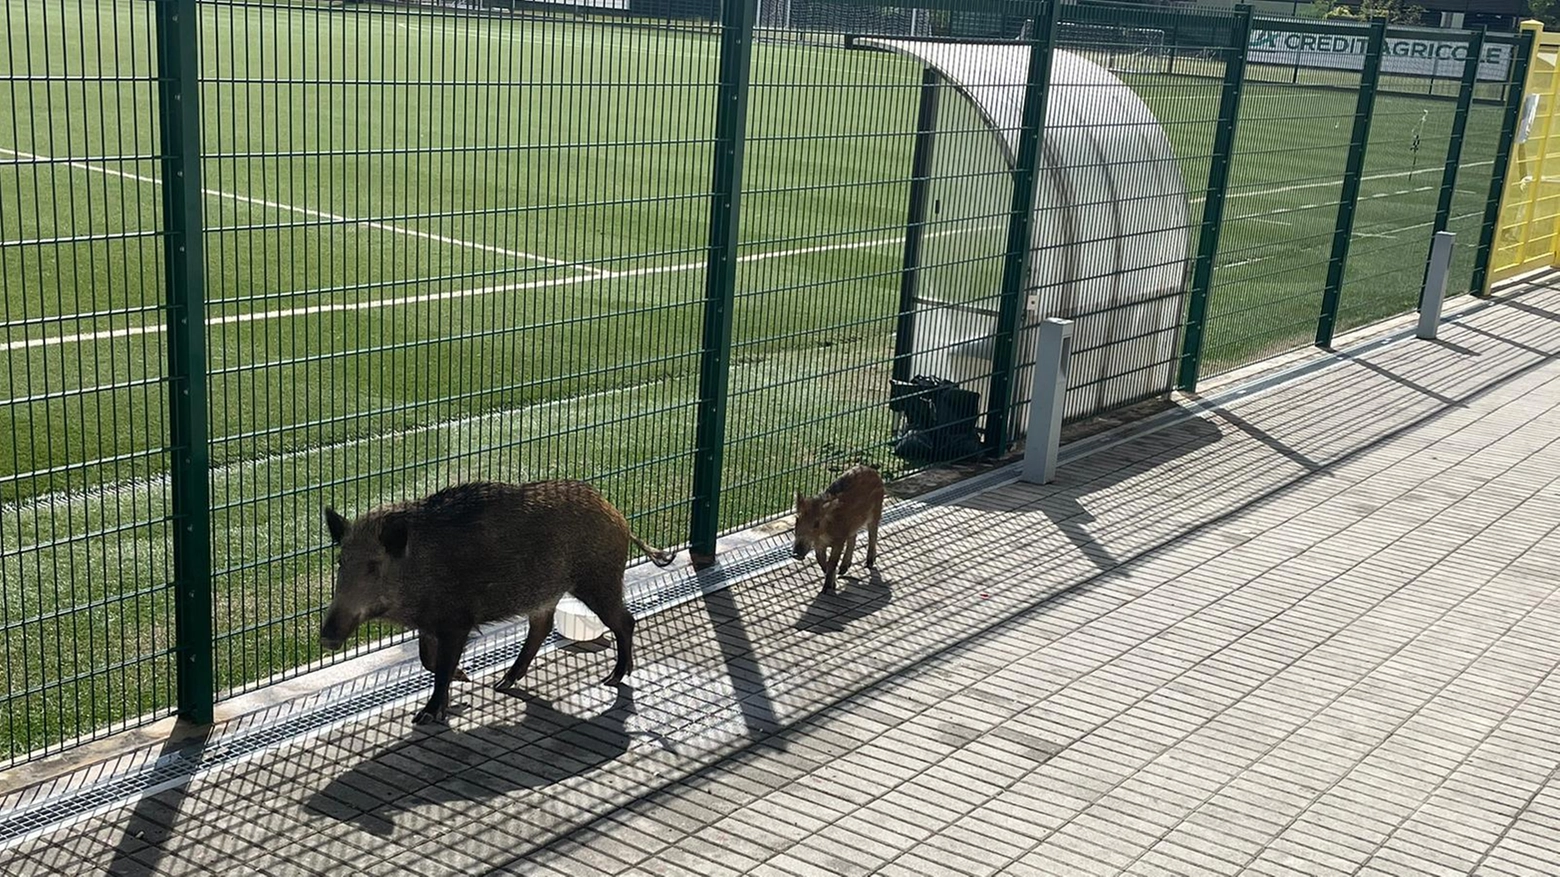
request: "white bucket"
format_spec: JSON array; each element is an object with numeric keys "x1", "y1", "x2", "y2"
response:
[{"x1": 554, "y1": 594, "x2": 606, "y2": 642}]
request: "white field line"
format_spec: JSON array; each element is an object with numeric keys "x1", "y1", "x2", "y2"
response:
[
  {"x1": 1192, "y1": 160, "x2": 1493, "y2": 206},
  {"x1": 1216, "y1": 190, "x2": 1472, "y2": 269},
  {"x1": 3, "y1": 221, "x2": 990, "y2": 511},
  {"x1": 0, "y1": 146, "x2": 596, "y2": 273},
  {"x1": 1223, "y1": 255, "x2": 1269, "y2": 270},
  {"x1": 0, "y1": 375, "x2": 666, "y2": 516},
  {"x1": 3, "y1": 272, "x2": 596, "y2": 353},
  {"x1": 392, "y1": 17, "x2": 906, "y2": 81},
  {"x1": 4, "y1": 223, "x2": 985, "y2": 353},
  {"x1": 1229, "y1": 177, "x2": 1472, "y2": 227}
]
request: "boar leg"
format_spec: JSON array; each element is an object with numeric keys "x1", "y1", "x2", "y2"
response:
[
  {"x1": 574, "y1": 587, "x2": 636, "y2": 686},
  {"x1": 418, "y1": 630, "x2": 469, "y2": 683},
  {"x1": 866, "y1": 496, "x2": 882, "y2": 568},
  {"x1": 821, "y1": 544, "x2": 842, "y2": 595},
  {"x1": 413, "y1": 626, "x2": 471, "y2": 726},
  {"x1": 496, "y1": 609, "x2": 555, "y2": 692},
  {"x1": 839, "y1": 534, "x2": 857, "y2": 577}
]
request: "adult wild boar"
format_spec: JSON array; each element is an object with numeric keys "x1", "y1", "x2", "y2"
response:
[{"x1": 320, "y1": 480, "x2": 675, "y2": 725}]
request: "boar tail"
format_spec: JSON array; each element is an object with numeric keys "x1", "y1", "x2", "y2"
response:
[{"x1": 630, "y1": 532, "x2": 677, "y2": 568}]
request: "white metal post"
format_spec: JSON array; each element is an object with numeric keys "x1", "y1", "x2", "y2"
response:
[
  {"x1": 1020, "y1": 318, "x2": 1073, "y2": 485},
  {"x1": 1418, "y1": 231, "x2": 1455, "y2": 341}
]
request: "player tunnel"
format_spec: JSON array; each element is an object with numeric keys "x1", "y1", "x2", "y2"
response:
[{"x1": 859, "y1": 38, "x2": 1191, "y2": 454}]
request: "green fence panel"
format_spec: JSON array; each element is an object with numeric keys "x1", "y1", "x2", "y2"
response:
[
  {"x1": 1316, "y1": 21, "x2": 1386, "y2": 349},
  {"x1": 200, "y1": 2, "x2": 712, "y2": 699},
  {"x1": 1177, "y1": 7, "x2": 1254, "y2": 394},
  {"x1": 1331, "y1": 26, "x2": 1484, "y2": 338},
  {"x1": 1031, "y1": 4, "x2": 1244, "y2": 420},
  {"x1": 1196, "y1": 25, "x2": 1364, "y2": 373},
  {"x1": 1434, "y1": 30, "x2": 1489, "y2": 238},
  {"x1": 1, "y1": 0, "x2": 182, "y2": 763},
  {"x1": 711, "y1": 6, "x2": 1015, "y2": 535},
  {"x1": 1448, "y1": 33, "x2": 1525, "y2": 298}
]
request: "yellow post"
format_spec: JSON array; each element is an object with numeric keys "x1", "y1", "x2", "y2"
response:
[
  {"x1": 1489, "y1": 20, "x2": 1551, "y2": 289},
  {"x1": 1512, "y1": 21, "x2": 1552, "y2": 272}
]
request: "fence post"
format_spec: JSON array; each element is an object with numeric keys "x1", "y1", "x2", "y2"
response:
[
  {"x1": 155, "y1": 0, "x2": 213, "y2": 724},
  {"x1": 1315, "y1": 20, "x2": 1387, "y2": 349},
  {"x1": 688, "y1": 0, "x2": 758, "y2": 567},
  {"x1": 893, "y1": 67, "x2": 942, "y2": 384},
  {"x1": 1418, "y1": 27, "x2": 1484, "y2": 299},
  {"x1": 1471, "y1": 27, "x2": 1538, "y2": 297},
  {"x1": 1177, "y1": 5, "x2": 1253, "y2": 393},
  {"x1": 984, "y1": 0, "x2": 1058, "y2": 456},
  {"x1": 1432, "y1": 28, "x2": 1485, "y2": 239}
]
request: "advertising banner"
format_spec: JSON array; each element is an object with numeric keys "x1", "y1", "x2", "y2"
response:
[{"x1": 1248, "y1": 29, "x2": 1513, "y2": 82}]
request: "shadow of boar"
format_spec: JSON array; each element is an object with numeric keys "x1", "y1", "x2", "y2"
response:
[
  {"x1": 305, "y1": 686, "x2": 640, "y2": 836},
  {"x1": 794, "y1": 569, "x2": 893, "y2": 634}
]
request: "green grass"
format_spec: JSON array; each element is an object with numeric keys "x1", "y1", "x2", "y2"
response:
[{"x1": 0, "y1": 0, "x2": 1515, "y2": 760}]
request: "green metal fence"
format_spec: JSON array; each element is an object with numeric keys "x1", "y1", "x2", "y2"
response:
[
  {"x1": 1174, "y1": 16, "x2": 1526, "y2": 383},
  {"x1": 2, "y1": 0, "x2": 181, "y2": 760},
  {"x1": 0, "y1": 0, "x2": 1530, "y2": 764}
]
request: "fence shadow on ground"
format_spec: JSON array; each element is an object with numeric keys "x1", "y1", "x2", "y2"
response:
[
  {"x1": 461, "y1": 296, "x2": 1552, "y2": 871},
  {"x1": 102, "y1": 727, "x2": 211, "y2": 876},
  {"x1": 304, "y1": 686, "x2": 640, "y2": 837}
]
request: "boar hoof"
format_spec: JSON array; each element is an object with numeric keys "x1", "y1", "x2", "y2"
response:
[{"x1": 412, "y1": 707, "x2": 448, "y2": 726}]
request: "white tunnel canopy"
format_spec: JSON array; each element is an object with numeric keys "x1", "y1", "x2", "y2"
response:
[{"x1": 862, "y1": 38, "x2": 1192, "y2": 428}]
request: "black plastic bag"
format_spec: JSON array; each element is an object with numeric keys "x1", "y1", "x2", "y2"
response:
[{"x1": 889, "y1": 376, "x2": 984, "y2": 464}]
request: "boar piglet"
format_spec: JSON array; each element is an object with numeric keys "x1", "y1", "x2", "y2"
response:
[
  {"x1": 793, "y1": 464, "x2": 885, "y2": 595},
  {"x1": 320, "y1": 480, "x2": 675, "y2": 725}
]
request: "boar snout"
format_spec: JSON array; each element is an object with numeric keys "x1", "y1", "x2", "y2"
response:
[
  {"x1": 319, "y1": 607, "x2": 354, "y2": 651},
  {"x1": 792, "y1": 539, "x2": 808, "y2": 560}
]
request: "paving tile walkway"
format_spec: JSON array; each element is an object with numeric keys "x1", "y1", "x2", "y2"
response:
[{"x1": 2, "y1": 282, "x2": 1559, "y2": 876}]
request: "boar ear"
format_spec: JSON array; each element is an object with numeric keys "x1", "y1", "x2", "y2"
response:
[
  {"x1": 379, "y1": 514, "x2": 409, "y2": 559},
  {"x1": 324, "y1": 507, "x2": 347, "y2": 545},
  {"x1": 795, "y1": 491, "x2": 806, "y2": 508}
]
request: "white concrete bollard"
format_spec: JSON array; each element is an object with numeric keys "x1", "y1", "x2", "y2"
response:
[
  {"x1": 1020, "y1": 318, "x2": 1073, "y2": 485},
  {"x1": 1417, "y1": 231, "x2": 1455, "y2": 341}
]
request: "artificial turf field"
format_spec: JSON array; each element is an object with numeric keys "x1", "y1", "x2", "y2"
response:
[{"x1": 0, "y1": 0, "x2": 1513, "y2": 758}]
